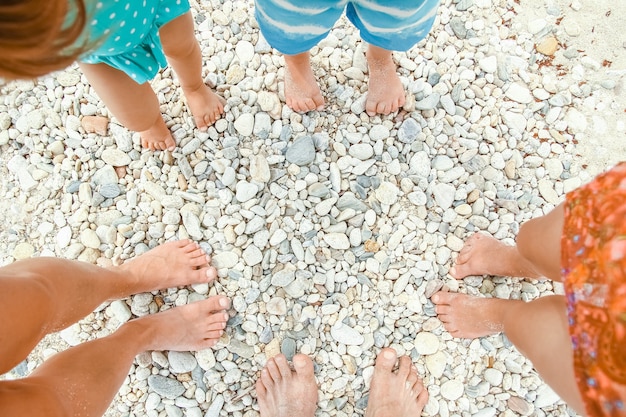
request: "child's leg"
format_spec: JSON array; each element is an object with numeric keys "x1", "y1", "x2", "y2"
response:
[
  {"x1": 283, "y1": 52, "x2": 325, "y2": 113},
  {"x1": 78, "y1": 62, "x2": 175, "y2": 151},
  {"x1": 433, "y1": 292, "x2": 585, "y2": 414},
  {"x1": 0, "y1": 296, "x2": 230, "y2": 417},
  {"x1": 346, "y1": 0, "x2": 440, "y2": 116},
  {"x1": 159, "y1": 12, "x2": 224, "y2": 131},
  {"x1": 365, "y1": 45, "x2": 405, "y2": 116},
  {"x1": 451, "y1": 203, "x2": 564, "y2": 281},
  {"x1": 0, "y1": 240, "x2": 216, "y2": 374},
  {"x1": 253, "y1": 0, "x2": 342, "y2": 113}
]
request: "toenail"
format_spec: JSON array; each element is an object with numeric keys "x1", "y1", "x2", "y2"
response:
[
  {"x1": 219, "y1": 298, "x2": 229, "y2": 308},
  {"x1": 383, "y1": 349, "x2": 395, "y2": 359},
  {"x1": 432, "y1": 294, "x2": 439, "y2": 303}
]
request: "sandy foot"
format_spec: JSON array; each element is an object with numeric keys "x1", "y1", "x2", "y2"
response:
[
  {"x1": 366, "y1": 48, "x2": 405, "y2": 116},
  {"x1": 117, "y1": 239, "x2": 217, "y2": 294},
  {"x1": 184, "y1": 84, "x2": 225, "y2": 131},
  {"x1": 256, "y1": 354, "x2": 318, "y2": 417},
  {"x1": 132, "y1": 296, "x2": 230, "y2": 351},
  {"x1": 284, "y1": 53, "x2": 325, "y2": 113},
  {"x1": 431, "y1": 291, "x2": 523, "y2": 338},
  {"x1": 138, "y1": 115, "x2": 176, "y2": 151},
  {"x1": 365, "y1": 348, "x2": 428, "y2": 417},
  {"x1": 451, "y1": 233, "x2": 541, "y2": 280}
]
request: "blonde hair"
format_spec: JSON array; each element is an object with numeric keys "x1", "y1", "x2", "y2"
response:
[{"x1": 0, "y1": 0, "x2": 88, "y2": 80}]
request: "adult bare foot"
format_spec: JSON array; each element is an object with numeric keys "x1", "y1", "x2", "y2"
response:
[
  {"x1": 284, "y1": 52, "x2": 325, "y2": 113},
  {"x1": 126, "y1": 296, "x2": 230, "y2": 351},
  {"x1": 451, "y1": 233, "x2": 541, "y2": 280},
  {"x1": 116, "y1": 240, "x2": 217, "y2": 295},
  {"x1": 432, "y1": 291, "x2": 523, "y2": 338},
  {"x1": 366, "y1": 45, "x2": 405, "y2": 116},
  {"x1": 365, "y1": 348, "x2": 428, "y2": 417},
  {"x1": 256, "y1": 354, "x2": 318, "y2": 417},
  {"x1": 138, "y1": 115, "x2": 176, "y2": 151},
  {"x1": 183, "y1": 84, "x2": 225, "y2": 131}
]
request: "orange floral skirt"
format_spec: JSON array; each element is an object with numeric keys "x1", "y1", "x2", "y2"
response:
[{"x1": 562, "y1": 162, "x2": 626, "y2": 416}]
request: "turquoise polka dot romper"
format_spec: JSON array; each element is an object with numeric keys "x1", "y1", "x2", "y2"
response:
[{"x1": 79, "y1": 0, "x2": 190, "y2": 84}]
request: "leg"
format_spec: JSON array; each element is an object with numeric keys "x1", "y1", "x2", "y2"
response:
[
  {"x1": 433, "y1": 292, "x2": 585, "y2": 414},
  {"x1": 0, "y1": 296, "x2": 230, "y2": 417},
  {"x1": 0, "y1": 240, "x2": 217, "y2": 374},
  {"x1": 78, "y1": 62, "x2": 175, "y2": 151},
  {"x1": 256, "y1": 353, "x2": 318, "y2": 417},
  {"x1": 365, "y1": 45, "x2": 405, "y2": 116},
  {"x1": 365, "y1": 348, "x2": 429, "y2": 417},
  {"x1": 283, "y1": 52, "x2": 325, "y2": 113},
  {"x1": 451, "y1": 203, "x2": 564, "y2": 281},
  {"x1": 159, "y1": 12, "x2": 225, "y2": 130}
]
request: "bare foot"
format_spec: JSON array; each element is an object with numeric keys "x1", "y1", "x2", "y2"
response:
[
  {"x1": 284, "y1": 52, "x2": 325, "y2": 113},
  {"x1": 432, "y1": 291, "x2": 523, "y2": 338},
  {"x1": 256, "y1": 354, "x2": 318, "y2": 417},
  {"x1": 183, "y1": 83, "x2": 225, "y2": 131},
  {"x1": 117, "y1": 240, "x2": 217, "y2": 294},
  {"x1": 129, "y1": 296, "x2": 230, "y2": 351},
  {"x1": 450, "y1": 233, "x2": 541, "y2": 280},
  {"x1": 138, "y1": 115, "x2": 176, "y2": 151},
  {"x1": 365, "y1": 348, "x2": 428, "y2": 417},
  {"x1": 366, "y1": 46, "x2": 405, "y2": 116}
]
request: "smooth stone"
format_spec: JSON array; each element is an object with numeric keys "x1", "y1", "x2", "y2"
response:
[
  {"x1": 331, "y1": 323, "x2": 364, "y2": 346},
  {"x1": 101, "y1": 149, "x2": 131, "y2": 166},
  {"x1": 285, "y1": 136, "x2": 315, "y2": 166},
  {"x1": 147, "y1": 375, "x2": 185, "y2": 400},
  {"x1": 168, "y1": 351, "x2": 198, "y2": 374},
  {"x1": 505, "y1": 83, "x2": 532, "y2": 104},
  {"x1": 440, "y1": 379, "x2": 464, "y2": 401},
  {"x1": 414, "y1": 332, "x2": 439, "y2": 355},
  {"x1": 375, "y1": 182, "x2": 399, "y2": 205},
  {"x1": 323, "y1": 233, "x2": 351, "y2": 250}
]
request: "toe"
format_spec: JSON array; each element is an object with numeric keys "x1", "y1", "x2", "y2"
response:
[
  {"x1": 259, "y1": 367, "x2": 274, "y2": 389},
  {"x1": 274, "y1": 354, "x2": 293, "y2": 378},
  {"x1": 397, "y1": 356, "x2": 412, "y2": 379},
  {"x1": 375, "y1": 348, "x2": 397, "y2": 372},
  {"x1": 205, "y1": 329, "x2": 224, "y2": 340},
  {"x1": 205, "y1": 296, "x2": 230, "y2": 312},
  {"x1": 266, "y1": 357, "x2": 282, "y2": 382},
  {"x1": 416, "y1": 381, "x2": 429, "y2": 408},
  {"x1": 293, "y1": 354, "x2": 314, "y2": 378},
  {"x1": 256, "y1": 375, "x2": 268, "y2": 398},
  {"x1": 431, "y1": 291, "x2": 452, "y2": 305}
]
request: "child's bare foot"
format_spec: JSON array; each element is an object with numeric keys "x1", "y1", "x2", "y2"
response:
[
  {"x1": 256, "y1": 354, "x2": 318, "y2": 417},
  {"x1": 138, "y1": 116, "x2": 176, "y2": 151},
  {"x1": 365, "y1": 348, "x2": 429, "y2": 417},
  {"x1": 366, "y1": 46, "x2": 405, "y2": 116},
  {"x1": 128, "y1": 296, "x2": 230, "y2": 351},
  {"x1": 432, "y1": 291, "x2": 523, "y2": 338},
  {"x1": 117, "y1": 240, "x2": 217, "y2": 294},
  {"x1": 183, "y1": 84, "x2": 225, "y2": 131},
  {"x1": 284, "y1": 52, "x2": 325, "y2": 113},
  {"x1": 451, "y1": 233, "x2": 541, "y2": 279}
]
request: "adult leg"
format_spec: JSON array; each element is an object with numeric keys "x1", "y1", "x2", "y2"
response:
[
  {"x1": 365, "y1": 45, "x2": 405, "y2": 116},
  {"x1": 159, "y1": 12, "x2": 224, "y2": 130},
  {"x1": 0, "y1": 296, "x2": 230, "y2": 417},
  {"x1": 433, "y1": 292, "x2": 585, "y2": 414},
  {"x1": 451, "y1": 203, "x2": 564, "y2": 281},
  {"x1": 365, "y1": 348, "x2": 429, "y2": 417},
  {"x1": 78, "y1": 62, "x2": 175, "y2": 151},
  {"x1": 0, "y1": 240, "x2": 216, "y2": 374},
  {"x1": 256, "y1": 353, "x2": 318, "y2": 417}
]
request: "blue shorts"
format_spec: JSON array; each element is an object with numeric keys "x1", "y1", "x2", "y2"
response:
[
  {"x1": 78, "y1": 0, "x2": 190, "y2": 84},
  {"x1": 254, "y1": 0, "x2": 440, "y2": 55}
]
